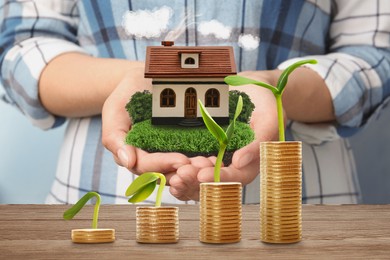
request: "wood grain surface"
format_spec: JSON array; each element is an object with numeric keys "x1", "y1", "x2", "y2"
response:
[{"x1": 1, "y1": 204, "x2": 389, "y2": 259}]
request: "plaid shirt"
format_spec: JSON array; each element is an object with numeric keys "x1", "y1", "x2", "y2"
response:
[{"x1": 1, "y1": 0, "x2": 389, "y2": 204}]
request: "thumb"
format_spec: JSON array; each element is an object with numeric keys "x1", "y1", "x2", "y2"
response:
[
  {"x1": 101, "y1": 77, "x2": 136, "y2": 169},
  {"x1": 231, "y1": 140, "x2": 259, "y2": 169}
]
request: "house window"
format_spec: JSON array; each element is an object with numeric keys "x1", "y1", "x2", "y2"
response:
[
  {"x1": 180, "y1": 53, "x2": 199, "y2": 68},
  {"x1": 160, "y1": 88, "x2": 176, "y2": 107},
  {"x1": 184, "y1": 57, "x2": 195, "y2": 64},
  {"x1": 205, "y1": 88, "x2": 220, "y2": 107}
]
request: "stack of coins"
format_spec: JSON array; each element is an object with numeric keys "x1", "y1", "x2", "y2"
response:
[
  {"x1": 136, "y1": 206, "x2": 179, "y2": 243},
  {"x1": 199, "y1": 182, "x2": 242, "y2": 244},
  {"x1": 260, "y1": 141, "x2": 302, "y2": 243},
  {"x1": 71, "y1": 228, "x2": 115, "y2": 243}
]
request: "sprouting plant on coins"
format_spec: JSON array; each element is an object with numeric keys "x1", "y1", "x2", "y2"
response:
[{"x1": 198, "y1": 95, "x2": 243, "y2": 182}]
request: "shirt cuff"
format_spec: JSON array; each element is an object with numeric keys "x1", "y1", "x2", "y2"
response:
[{"x1": 1, "y1": 37, "x2": 88, "y2": 130}]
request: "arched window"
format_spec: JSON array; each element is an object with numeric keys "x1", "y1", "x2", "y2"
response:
[
  {"x1": 160, "y1": 88, "x2": 176, "y2": 107},
  {"x1": 184, "y1": 57, "x2": 195, "y2": 65},
  {"x1": 205, "y1": 88, "x2": 220, "y2": 107}
]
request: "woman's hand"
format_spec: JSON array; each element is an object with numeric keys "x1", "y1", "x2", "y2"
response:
[{"x1": 101, "y1": 67, "x2": 190, "y2": 177}]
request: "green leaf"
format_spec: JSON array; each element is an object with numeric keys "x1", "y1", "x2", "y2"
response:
[
  {"x1": 125, "y1": 172, "x2": 159, "y2": 197},
  {"x1": 225, "y1": 75, "x2": 262, "y2": 86},
  {"x1": 234, "y1": 95, "x2": 243, "y2": 122},
  {"x1": 276, "y1": 59, "x2": 317, "y2": 93},
  {"x1": 63, "y1": 191, "x2": 100, "y2": 220},
  {"x1": 225, "y1": 75, "x2": 278, "y2": 95},
  {"x1": 198, "y1": 99, "x2": 227, "y2": 145},
  {"x1": 226, "y1": 95, "x2": 243, "y2": 141},
  {"x1": 128, "y1": 181, "x2": 157, "y2": 203}
]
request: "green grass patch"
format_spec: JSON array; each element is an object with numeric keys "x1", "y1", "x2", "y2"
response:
[{"x1": 126, "y1": 119, "x2": 254, "y2": 154}]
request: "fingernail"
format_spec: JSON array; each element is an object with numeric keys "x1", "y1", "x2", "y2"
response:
[
  {"x1": 117, "y1": 147, "x2": 129, "y2": 168},
  {"x1": 238, "y1": 153, "x2": 253, "y2": 168}
]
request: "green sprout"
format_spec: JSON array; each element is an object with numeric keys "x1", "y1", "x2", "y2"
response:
[
  {"x1": 125, "y1": 172, "x2": 166, "y2": 207},
  {"x1": 198, "y1": 96, "x2": 243, "y2": 182},
  {"x1": 224, "y1": 59, "x2": 317, "y2": 142},
  {"x1": 63, "y1": 191, "x2": 101, "y2": 229}
]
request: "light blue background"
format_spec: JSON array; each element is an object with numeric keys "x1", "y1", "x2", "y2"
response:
[
  {"x1": 0, "y1": 88, "x2": 65, "y2": 203},
  {"x1": 0, "y1": 88, "x2": 389, "y2": 204}
]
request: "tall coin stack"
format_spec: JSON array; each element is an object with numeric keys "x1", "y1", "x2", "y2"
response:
[
  {"x1": 260, "y1": 141, "x2": 302, "y2": 243},
  {"x1": 136, "y1": 206, "x2": 179, "y2": 243},
  {"x1": 199, "y1": 182, "x2": 242, "y2": 244}
]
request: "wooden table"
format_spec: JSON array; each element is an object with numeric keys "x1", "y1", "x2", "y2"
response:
[{"x1": 1, "y1": 204, "x2": 390, "y2": 259}]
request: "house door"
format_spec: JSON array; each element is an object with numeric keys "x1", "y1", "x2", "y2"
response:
[{"x1": 185, "y1": 88, "x2": 197, "y2": 118}]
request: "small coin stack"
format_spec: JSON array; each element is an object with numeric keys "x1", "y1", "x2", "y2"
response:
[
  {"x1": 71, "y1": 228, "x2": 115, "y2": 243},
  {"x1": 136, "y1": 206, "x2": 179, "y2": 243},
  {"x1": 199, "y1": 182, "x2": 242, "y2": 244},
  {"x1": 260, "y1": 141, "x2": 302, "y2": 243}
]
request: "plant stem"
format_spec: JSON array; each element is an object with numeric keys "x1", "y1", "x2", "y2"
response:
[
  {"x1": 275, "y1": 94, "x2": 285, "y2": 142},
  {"x1": 155, "y1": 173, "x2": 166, "y2": 207},
  {"x1": 92, "y1": 193, "x2": 101, "y2": 229},
  {"x1": 214, "y1": 144, "x2": 227, "y2": 182}
]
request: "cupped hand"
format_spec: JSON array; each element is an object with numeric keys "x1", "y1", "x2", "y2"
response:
[
  {"x1": 102, "y1": 66, "x2": 190, "y2": 176},
  {"x1": 169, "y1": 156, "x2": 216, "y2": 201}
]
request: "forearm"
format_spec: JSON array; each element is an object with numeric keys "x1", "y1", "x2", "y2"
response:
[
  {"x1": 282, "y1": 67, "x2": 334, "y2": 123},
  {"x1": 39, "y1": 52, "x2": 146, "y2": 117}
]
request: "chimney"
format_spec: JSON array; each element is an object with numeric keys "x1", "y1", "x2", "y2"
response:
[{"x1": 161, "y1": 41, "x2": 174, "y2": 47}]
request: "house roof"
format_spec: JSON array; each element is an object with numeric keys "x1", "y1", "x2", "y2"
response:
[{"x1": 144, "y1": 44, "x2": 237, "y2": 78}]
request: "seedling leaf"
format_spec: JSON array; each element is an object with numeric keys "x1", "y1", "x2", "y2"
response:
[
  {"x1": 63, "y1": 191, "x2": 101, "y2": 229},
  {"x1": 125, "y1": 172, "x2": 166, "y2": 207},
  {"x1": 125, "y1": 172, "x2": 159, "y2": 197},
  {"x1": 199, "y1": 99, "x2": 227, "y2": 145},
  {"x1": 225, "y1": 75, "x2": 278, "y2": 95},
  {"x1": 63, "y1": 191, "x2": 99, "y2": 220},
  {"x1": 276, "y1": 59, "x2": 317, "y2": 93},
  {"x1": 128, "y1": 181, "x2": 157, "y2": 203},
  {"x1": 225, "y1": 75, "x2": 263, "y2": 86},
  {"x1": 226, "y1": 95, "x2": 243, "y2": 141}
]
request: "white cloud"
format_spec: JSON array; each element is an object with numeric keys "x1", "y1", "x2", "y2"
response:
[
  {"x1": 197, "y1": 20, "x2": 231, "y2": 40},
  {"x1": 122, "y1": 6, "x2": 173, "y2": 39},
  {"x1": 238, "y1": 34, "x2": 260, "y2": 51}
]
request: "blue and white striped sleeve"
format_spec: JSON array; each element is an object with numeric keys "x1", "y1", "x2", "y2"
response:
[
  {"x1": 0, "y1": 1, "x2": 88, "y2": 130},
  {"x1": 279, "y1": 0, "x2": 390, "y2": 134}
]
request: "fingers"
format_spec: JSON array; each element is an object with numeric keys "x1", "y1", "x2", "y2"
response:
[
  {"x1": 169, "y1": 151, "x2": 260, "y2": 202},
  {"x1": 102, "y1": 73, "x2": 137, "y2": 168},
  {"x1": 169, "y1": 164, "x2": 200, "y2": 201},
  {"x1": 190, "y1": 156, "x2": 215, "y2": 168},
  {"x1": 197, "y1": 156, "x2": 260, "y2": 185},
  {"x1": 102, "y1": 104, "x2": 135, "y2": 169},
  {"x1": 231, "y1": 140, "x2": 259, "y2": 169},
  {"x1": 196, "y1": 167, "x2": 251, "y2": 185},
  {"x1": 132, "y1": 150, "x2": 190, "y2": 175},
  {"x1": 168, "y1": 156, "x2": 214, "y2": 201}
]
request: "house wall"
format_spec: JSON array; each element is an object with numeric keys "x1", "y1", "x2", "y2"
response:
[{"x1": 152, "y1": 78, "x2": 229, "y2": 118}]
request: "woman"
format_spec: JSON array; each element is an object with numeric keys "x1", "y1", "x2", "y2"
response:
[{"x1": 1, "y1": 0, "x2": 389, "y2": 204}]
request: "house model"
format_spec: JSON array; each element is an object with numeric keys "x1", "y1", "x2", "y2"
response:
[{"x1": 145, "y1": 41, "x2": 237, "y2": 126}]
